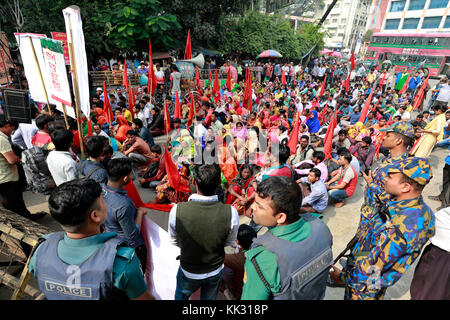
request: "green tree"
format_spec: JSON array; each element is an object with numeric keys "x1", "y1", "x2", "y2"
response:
[{"x1": 95, "y1": 0, "x2": 181, "y2": 51}]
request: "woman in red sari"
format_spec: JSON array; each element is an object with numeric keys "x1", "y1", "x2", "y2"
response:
[{"x1": 225, "y1": 164, "x2": 255, "y2": 215}]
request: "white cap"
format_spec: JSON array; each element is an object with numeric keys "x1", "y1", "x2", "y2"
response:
[{"x1": 96, "y1": 87, "x2": 103, "y2": 91}]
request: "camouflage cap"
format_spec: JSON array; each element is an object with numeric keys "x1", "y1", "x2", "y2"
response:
[
  {"x1": 386, "y1": 157, "x2": 432, "y2": 185},
  {"x1": 379, "y1": 121, "x2": 414, "y2": 138}
]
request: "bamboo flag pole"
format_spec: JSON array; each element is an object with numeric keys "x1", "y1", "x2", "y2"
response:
[
  {"x1": 66, "y1": 17, "x2": 85, "y2": 159},
  {"x1": 61, "y1": 102, "x2": 69, "y2": 129},
  {"x1": 27, "y1": 37, "x2": 52, "y2": 114}
]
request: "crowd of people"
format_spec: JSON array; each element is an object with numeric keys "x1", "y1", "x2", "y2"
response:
[{"x1": 0, "y1": 51, "x2": 449, "y2": 301}]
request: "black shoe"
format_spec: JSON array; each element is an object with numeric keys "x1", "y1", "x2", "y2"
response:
[{"x1": 29, "y1": 211, "x2": 47, "y2": 222}]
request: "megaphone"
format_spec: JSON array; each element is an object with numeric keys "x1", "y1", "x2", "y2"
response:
[{"x1": 178, "y1": 53, "x2": 205, "y2": 68}]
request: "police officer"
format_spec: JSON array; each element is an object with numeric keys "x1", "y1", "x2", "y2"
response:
[
  {"x1": 241, "y1": 176, "x2": 333, "y2": 300},
  {"x1": 28, "y1": 178, "x2": 155, "y2": 300},
  {"x1": 330, "y1": 157, "x2": 435, "y2": 300}
]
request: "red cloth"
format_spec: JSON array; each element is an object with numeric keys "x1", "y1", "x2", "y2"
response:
[
  {"x1": 103, "y1": 81, "x2": 113, "y2": 126},
  {"x1": 163, "y1": 146, "x2": 191, "y2": 193},
  {"x1": 359, "y1": 82, "x2": 376, "y2": 124},
  {"x1": 286, "y1": 112, "x2": 299, "y2": 156},
  {"x1": 338, "y1": 165, "x2": 358, "y2": 197},
  {"x1": 125, "y1": 179, "x2": 173, "y2": 212},
  {"x1": 123, "y1": 59, "x2": 128, "y2": 88},
  {"x1": 213, "y1": 69, "x2": 220, "y2": 102},
  {"x1": 319, "y1": 74, "x2": 327, "y2": 96},
  {"x1": 128, "y1": 84, "x2": 135, "y2": 119},
  {"x1": 323, "y1": 110, "x2": 338, "y2": 159},
  {"x1": 174, "y1": 91, "x2": 181, "y2": 119},
  {"x1": 226, "y1": 68, "x2": 232, "y2": 91},
  {"x1": 31, "y1": 131, "x2": 52, "y2": 147},
  {"x1": 187, "y1": 91, "x2": 195, "y2": 127},
  {"x1": 148, "y1": 39, "x2": 157, "y2": 95},
  {"x1": 163, "y1": 101, "x2": 171, "y2": 135},
  {"x1": 281, "y1": 71, "x2": 287, "y2": 85},
  {"x1": 184, "y1": 29, "x2": 192, "y2": 60}
]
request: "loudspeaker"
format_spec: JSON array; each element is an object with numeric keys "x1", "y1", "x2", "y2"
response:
[{"x1": 1, "y1": 88, "x2": 31, "y2": 124}]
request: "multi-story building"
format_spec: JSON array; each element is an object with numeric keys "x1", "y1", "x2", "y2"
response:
[
  {"x1": 317, "y1": 0, "x2": 372, "y2": 52},
  {"x1": 380, "y1": 0, "x2": 450, "y2": 32}
]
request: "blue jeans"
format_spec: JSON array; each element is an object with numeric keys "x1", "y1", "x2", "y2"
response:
[
  {"x1": 175, "y1": 267, "x2": 223, "y2": 300},
  {"x1": 328, "y1": 181, "x2": 349, "y2": 203},
  {"x1": 436, "y1": 137, "x2": 450, "y2": 149}
]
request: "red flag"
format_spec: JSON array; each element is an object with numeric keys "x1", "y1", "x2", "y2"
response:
[
  {"x1": 319, "y1": 103, "x2": 328, "y2": 124},
  {"x1": 371, "y1": 97, "x2": 382, "y2": 113},
  {"x1": 125, "y1": 179, "x2": 174, "y2": 212},
  {"x1": 226, "y1": 67, "x2": 232, "y2": 91},
  {"x1": 359, "y1": 82, "x2": 376, "y2": 124},
  {"x1": 213, "y1": 69, "x2": 220, "y2": 102},
  {"x1": 123, "y1": 59, "x2": 128, "y2": 89},
  {"x1": 399, "y1": 72, "x2": 411, "y2": 94},
  {"x1": 412, "y1": 75, "x2": 430, "y2": 110},
  {"x1": 148, "y1": 39, "x2": 157, "y2": 95},
  {"x1": 319, "y1": 74, "x2": 327, "y2": 96},
  {"x1": 103, "y1": 81, "x2": 113, "y2": 126},
  {"x1": 204, "y1": 108, "x2": 213, "y2": 127},
  {"x1": 243, "y1": 68, "x2": 252, "y2": 111},
  {"x1": 128, "y1": 82, "x2": 135, "y2": 119},
  {"x1": 163, "y1": 145, "x2": 191, "y2": 193},
  {"x1": 86, "y1": 117, "x2": 93, "y2": 137},
  {"x1": 375, "y1": 113, "x2": 392, "y2": 159},
  {"x1": 350, "y1": 51, "x2": 356, "y2": 71},
  {"x1": 195, "y1": 66, "x2": 200, "y2": 88},
  {"x1": 281, "y1": 70, "x2": 287, "y2": 85},
  {"x1": 185, "y1": 29, "x2": 192, "y2": 60},
  {"x1": 163, "y1": 100, "x2": 171, "y2": 135},
  {"x1": 323, "y1": 110, "x2": 338, "y2": 160},
  {"x1": 174, "y1": 91, "x2": 181, "y2": 119},
  {"x1": 187, "y1": 91, "x2": 195, "y2": 127},
  {"x1": 343, "y1": 72, "x2": 351, "y2": 93},
  {"x1": 286, "y1": 112, "x2": 299, "y2": 155}
]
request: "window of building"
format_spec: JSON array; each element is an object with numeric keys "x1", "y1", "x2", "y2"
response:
[
  {"x1": 445, "y1": 16, "x2": 450, "y2": 28},
  {"x1": 422, "y1": 16, "x2": 442, "y2": 28},
  {"x1": 428, "y1": 0, "x2": 449, "y2": 9},
  {"x1": 390, "y1": 0, "x2": 406, "y2": 11},
  {"x1": 385, "y1": 18, "x2": 401, "y2": 29},
  {"x1": 402, "y1": 18, "x2": 420, "y2": 29},
  {"x1": 408, "y1": 0, "x2": 426, "y2": 10}
]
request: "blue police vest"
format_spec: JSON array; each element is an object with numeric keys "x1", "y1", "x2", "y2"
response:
[
  {"x1": 250, "y1": 214, "x2": 333, "y2": 300},
  {"x1": 35, "y1": 232, "x2": 129, "y2": 300}
]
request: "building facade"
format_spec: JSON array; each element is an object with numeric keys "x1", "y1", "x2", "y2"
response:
[
  {"x1": 318, "y1": 0, "x2": 372, "y2": 52},
  {"x1": 380, "y1": 0, "x2": 450, "y2": 33}
]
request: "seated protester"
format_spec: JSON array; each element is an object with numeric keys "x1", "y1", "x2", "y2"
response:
[
  {"x1": 102, "y1": 158, "x2": 148, "y2": 270},
  {"x1": 298, "y1": 168, "x2": 329, "y2": 215},
  {"x1": 139, "y1": 145, "x2": 166, "y2": 188},
  {"x1": 289, "y1": 135, "x2": 314, "y2": 165},
  {"x1": 133, "y1": 102, "x2": 147, "y2": 127},
  {"x1": 148, "y1": 107, "x2": 165, "y2": 137},
  {"x1": 46, "y1": 129, "x2": 79, "y2": 186},
  {"x1": 131, "y1": 118, "x2": 154, "y2": 148},
  {"x1": 28, "y1": 178, "x2": 154, "y2": 300},
  {"x1": 351, "y1": 136, "x2": 376, "y2": 173},
  {"x1": 241, "y1": 176, "x2": 333, "y2": 300},
  {"x1": 225, "y1": 164, "x2": 255, "y2": 213},
  {"x1": 255, "y1": 143, "x2": 294, "y2": 183},
  {"x1": 392, "y1": 115, "x2": 402, "y2": 123},
  {"x1": 122, "y1": 130, "x2": 152, "y2": 166},
  {"x1": 32, "y1": 114, "x2": 54, "y2": 147},
  {"x1": 332, "y1": 130, "x2": 351, "y2": 157},
  {"x1": 293, "y1": 150, "x2": 328, "y2": 182},
  {"x1": 393, "y1": 105, "x2": 411, "y2": 121},
  {"x1": 222, "y1": 224, "x2": 257, "y2": 300},
  {"x1": 93, "y1": 123, "x2": 110, "y2": 138},
  {"x1": 325, "y1": 151, "x2": 358, "y2": 208},
  {"x1": 79, "y1": 136, "x2": 108, "y2": 184}
]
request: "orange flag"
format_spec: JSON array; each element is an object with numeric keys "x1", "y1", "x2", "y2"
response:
[
  {"x1": 174, "y1": 91, "x2": 181, "y2": 119},
  {"x1": 286, "y1": 112, "x2": 299, "y2": 156},
  {"x1": 163, "y1": 145, "x2": 191, "y2": 193}
]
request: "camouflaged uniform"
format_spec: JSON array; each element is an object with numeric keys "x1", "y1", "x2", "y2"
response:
[{"x1": 341, "y1": 157, "x2": 435, "y2": 300}]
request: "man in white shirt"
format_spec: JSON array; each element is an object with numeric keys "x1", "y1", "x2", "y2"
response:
[
  {"x1": 154, "y1": 64, "x2": 165, "y2": 86},
  {"x1": 46, "y1": 129, "x2": 79, "y2": 186},
  {"x1": 169, "y1": 164, "x2": 239, "y2": 300},
  {"x1": 11, "y1": 106, "x2": 39, "y2": 150},
  {"x1": 393, "y1": 105, "x2": 411, "y2": 121}
]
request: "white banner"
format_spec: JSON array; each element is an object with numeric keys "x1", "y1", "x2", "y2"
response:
[
  {"x1": 14, "y1": 33, "x2": 59, "y2": 106},
  {"x1": 63, "y1": 6, "x2": 90, "y2": 118},
  {"x1": 40, "y1": 38, "x2": 75, "y2": 119}
]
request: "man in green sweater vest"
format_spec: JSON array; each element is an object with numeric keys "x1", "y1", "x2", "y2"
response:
[{"x1": 169, "y1": 163, "x2": 239, "y2": 300}]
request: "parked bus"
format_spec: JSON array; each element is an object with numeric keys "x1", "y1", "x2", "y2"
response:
[{"x1": 365, "y1": 32, "x2": 450, "y2": 78}]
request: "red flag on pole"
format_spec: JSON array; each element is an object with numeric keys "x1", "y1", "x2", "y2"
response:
[
  {"x1": 319, "y1": 103, "x2": 328, "y2": 124},
  {"x1": 359, "y1": 82, "x2": 376, "y2": 124},
  {"x1": 123, "y1": 59, "x2": 128, "y2": 89},
  {"x1": 163, "y1": 145, "x2": 191, "y2": 193},
  {"x1": 86, "y1": 117, "x2": 93, "y2": 137},
  {"x1": 399, "y1": 72, "x2": 411, "y2": 94},
  {"x1": 125, "y1": 179, "x2": 174, "y2": 212},
  {"x1": 163, "y1": 100, "x2": 171, "y2": 135},
  {"x1": 103, "y1": 81, "x2": 113, "y2": 126},
  {"x1": 226, "y1": 68, "x2": 232, "y2": 91},
  {"x1": 281, "y1": 70, "x2": 287, "y2": 85},
  {"x1": 187, "y1": 91, "x2": 195, "y2": 127},
  {"x1": 343, "y1": 72, "x2": 351, "y2": 93},
  {"x1": 185, "y1": 29, "x2": 192, "y2": 60},
  {"x1": 213, "y1": 69, "x2": 220, "y2": 102},
  {"x1": 174, "y1": 91, "x2": 181, "y2": 119},
  {"x1": 195, "y1": 66, "x2": 200, "y2": 88},
  {"x1": 319, "y1": 74, "x2": 327, "y2": 96},
  {"x1": 350, "y1": 51, "x2": 356, "y2": 71},
  {"x1": 148, "y1": 39, "x2": 157, "y2": 95},
  {"x1": 286, "y1": 112, "x2": 300, "y2": 155},
  {"x1": 323, "y1": 110, "x2": 338, "y2": 160},
  {"x1": 128, "y1": 82, "x2": 135, "y2": 119},
  {"x1": 208, "y1": 68, "x2": 212, "y2": 88},
  {"x1": 243, "y1": 68, "x2": 252, "y2": 111},
  {"x1": 412, "y1": 75, "x2": 430, "y2": 110}
]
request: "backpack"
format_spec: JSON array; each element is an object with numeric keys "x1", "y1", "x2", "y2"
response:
[
  {"x1": 21, "y1": 144, "x2": 55, "y2": 195},
  {"x1": 142, "y1": 160, "x2": 159, "y2": 179}
]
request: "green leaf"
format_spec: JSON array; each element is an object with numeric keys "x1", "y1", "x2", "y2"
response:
[{"x1": 123, "y1": 6, "x2": 131, "y2": 18}]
